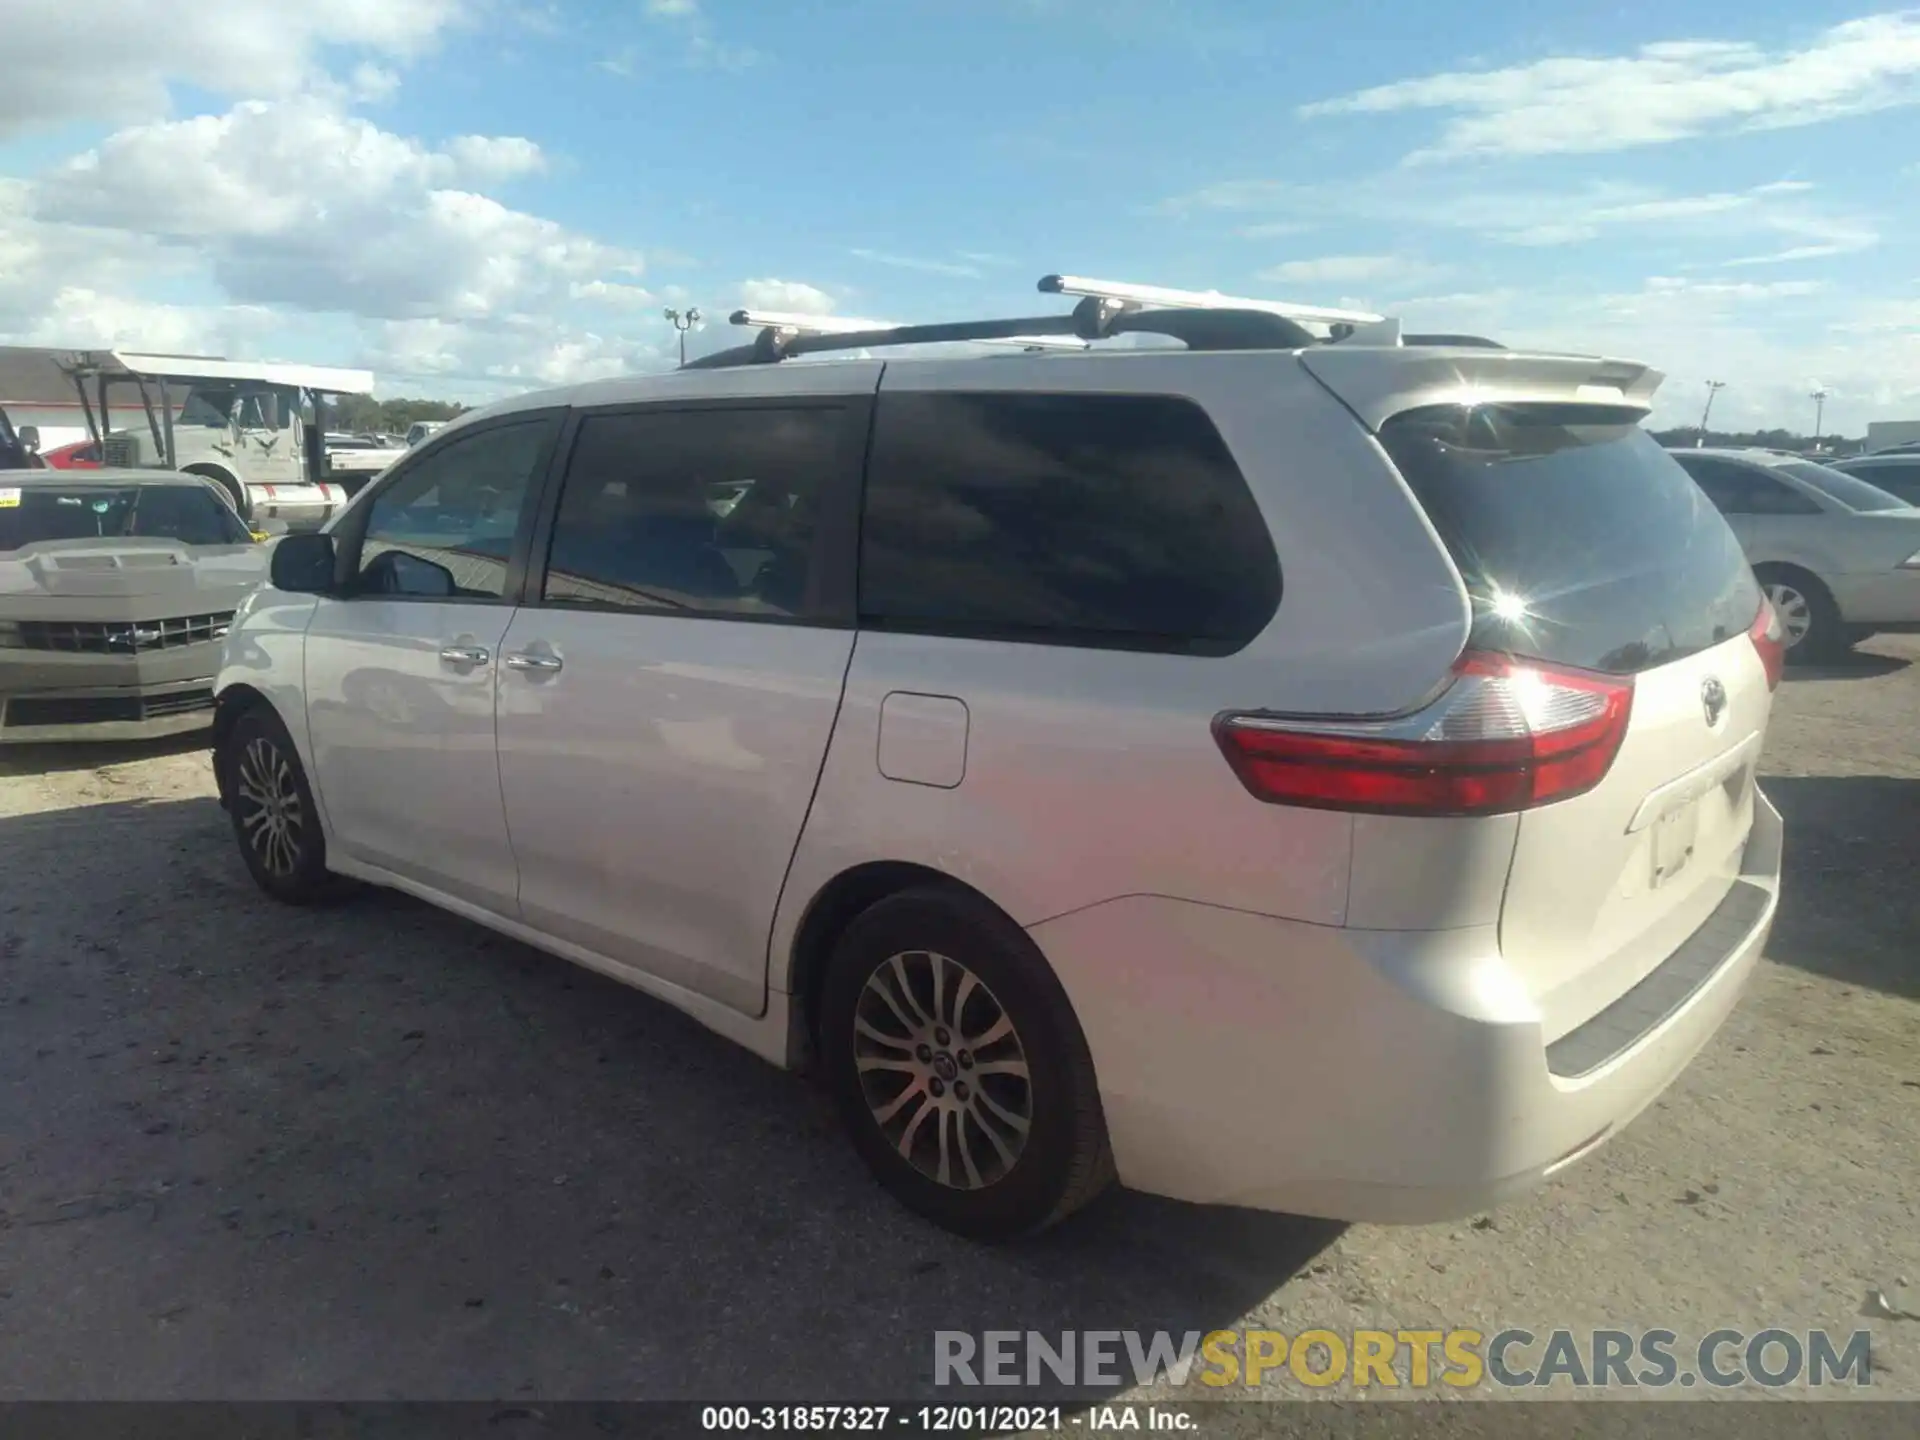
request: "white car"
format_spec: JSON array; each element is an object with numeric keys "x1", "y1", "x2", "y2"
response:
[
  {"x1": 208, "y1": 286, "x2": 1784, "y2": 1238},
  {"x1": 1668, "y1": 448, "x2": 1920, "y2": 660}
]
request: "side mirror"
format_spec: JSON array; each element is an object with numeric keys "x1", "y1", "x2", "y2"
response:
[
  {"x1": 18, "y1": 426, "x2": 39, "y2": 453},
  {"x1": 270, "y1": 531, "x2": 337, "y2": 593}
]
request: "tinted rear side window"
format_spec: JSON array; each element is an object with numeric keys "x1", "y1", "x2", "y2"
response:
[
  {"x1": 1380, "y1": 405, "x2": 1759, "y2": 675},
  {"x1": 1783, "y1": 462, "x2": 1913, "y2": 512},
  {"x1": 859, "y1": 392, "x2": 1280, "y2": 654},
  {"x1": 1838, "y1": 462, "x2": 1920, "y2": 504}
]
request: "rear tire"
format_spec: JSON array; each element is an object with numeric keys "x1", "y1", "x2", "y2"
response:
[
  {"x1": 819, "y1": 886, "x2": 1114, "y2": 1240},
  {"x1": 218, "y1": 705, "x2": 353, "y2": 905},
  {"x1": 1756, "y1": 566, "x2": 1846, "y2": 664}
]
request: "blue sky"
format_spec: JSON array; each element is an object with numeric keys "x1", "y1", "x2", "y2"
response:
[{"x1": 1, "y1": 0, "x2": 1917, "y2": 431}]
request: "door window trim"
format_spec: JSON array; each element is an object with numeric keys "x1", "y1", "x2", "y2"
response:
[
  {"x1": 328, "y1": 408, "x2": 568, "y2": 606},
  {"x1": 518, "y1": 394, "x2": 870, "y2": 629}
]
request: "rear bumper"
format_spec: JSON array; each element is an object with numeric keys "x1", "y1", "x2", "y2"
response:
[{"x1": 1027, "y1": 789, "x2": 1782, "y2": 1224}]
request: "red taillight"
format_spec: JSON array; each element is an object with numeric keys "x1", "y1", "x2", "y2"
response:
[
  {"x1": 1214, "y1": 651, "x2": 1635, "y2": 817},
  {"x1": 1748, "y1": 599, "x2": 1785, "y2": 692}
]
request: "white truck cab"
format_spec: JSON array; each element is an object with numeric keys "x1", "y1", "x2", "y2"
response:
[{"x1": 60, "y1": 351, "x2": 377, "y2": 530}]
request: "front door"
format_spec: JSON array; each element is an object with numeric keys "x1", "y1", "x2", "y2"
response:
[
  {"x1": 303, "y1": 413, "x2": 560, "y2": 914},
  {"x1": 494, "y1": 388, "x2": 872, "y2": 1014},
  {"x1": 232, "y1": 387, "x2": 302, "y2": 489}
]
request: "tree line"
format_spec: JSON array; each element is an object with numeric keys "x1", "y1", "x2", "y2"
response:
[
  {"x1": 1649, "y1": 426, "x2": 1863, "y2": 457},
  {"x1": 328, "y1": 395, "x2": 469, "y2": 434}
]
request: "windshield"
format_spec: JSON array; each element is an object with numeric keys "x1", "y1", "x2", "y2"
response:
[
  {"x1": 1381, "y1": 403, "x2": 1760, "y2": 675},
  {"x1": 177, "y1": 385, "x2": 236, "y2": 427},
  {"x1": 0, "y1": 484, "x2": 253, "y2": 550},
  {"x1": 1777, "y1": 461, "x2": 1913, "y2": 512}
]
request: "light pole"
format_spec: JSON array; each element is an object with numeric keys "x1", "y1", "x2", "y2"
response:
[
  {"x1": 1810, "y1": 389, "x2": 1828, "y2": 450},
  {"x1": 664, "y1": 306, "x2": 703, "y2": 367},
  {"x1": 1697, "y1": 380, "x2": 1725, "y2": 446}
]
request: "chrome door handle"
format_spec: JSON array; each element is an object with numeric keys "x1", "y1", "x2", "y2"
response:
[
  {"x1": 438, "y1": 645, "x2": 491, "y2": 667},
  {"x1": 504, "y1": 651, "x2": 563, "y2": 673}
]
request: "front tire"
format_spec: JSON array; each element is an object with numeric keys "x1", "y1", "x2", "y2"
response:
[
  {"x1": 819, "y1": 887, "x2": 1114, "y2": 1239},
  {"x1": 219, "y1": 706, "x2": 351, "y2": 904}
]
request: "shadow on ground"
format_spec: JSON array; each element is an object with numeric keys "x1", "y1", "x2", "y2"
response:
[
  {"x1": 0, "y1": 729, "x2": 213, "y2": 778},
  {"x1": 1782, "y1": 647, "x2": 1912, "y2": 683},
  {"x1": 0, "y1": 797, "x2": 1339, "y2": 1403},
  {"x1": 1760, "y1": 774, "x2": 1919, "y2": 999}
]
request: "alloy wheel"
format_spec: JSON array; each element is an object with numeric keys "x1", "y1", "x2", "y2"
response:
[
  {"x1": 235, "y1": 735, "x2": 305, "y2": 878},
  {"x1": 853, "y1": 950, "x2": 1032, "y2": 1191}
]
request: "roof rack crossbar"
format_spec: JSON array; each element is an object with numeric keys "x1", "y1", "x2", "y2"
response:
[
  {"x1": 1039, "y1": 273, "x2": 1388, "y2": 329},
  {"x1": 685, "y1": 311, "x2": 1093, "y2": 369},
  {"x1": 684, "y1": 267, "x2": 1448, "y2": 369}
]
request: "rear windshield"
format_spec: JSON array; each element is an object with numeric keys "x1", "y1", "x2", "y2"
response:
[
  {"x1": 1778, "y1": 462, "x2": 1912, "y2": 512},
  {"x1": 0, "y1": 484, "x2": 252, "y2": 551},
  {"x1": 1380, "y1": 404, "x2": 1760, "y2": 675}
]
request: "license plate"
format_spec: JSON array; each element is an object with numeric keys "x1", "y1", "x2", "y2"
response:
[{"x1": 1651, "y1": 799, "x2": 1701, "y2": 888}]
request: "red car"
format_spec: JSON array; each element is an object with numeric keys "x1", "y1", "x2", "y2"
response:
[{"x1": 41, "y1": 439, "x2": 102, "y2": 470}]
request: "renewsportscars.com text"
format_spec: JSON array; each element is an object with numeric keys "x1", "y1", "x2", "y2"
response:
[{"x1": 934, "y1": 1327, "x2": 1873, "y2": 1391}]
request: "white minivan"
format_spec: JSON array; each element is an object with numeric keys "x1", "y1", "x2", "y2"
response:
[{"x1": 210, "y1": 286, "x2": 1785, "y2": 1238}]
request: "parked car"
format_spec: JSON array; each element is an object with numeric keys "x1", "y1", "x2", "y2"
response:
[
  {"x1": 1, "y1": 470, "x2": 273, "y2": 742},
  {"x1": 404, "y1": 420, "x2": 447, "y2": 447},
  {"x1": 1824, "y1": 452, "x2": 1920, "y2": 507},
  {"x1": 1667, "y1": 447, "x2": 1920, "y2": 660},
  {"x1": 210, "y1": 322, "x2": 1784, "y2": 1239},
  {"x1": 41, "y1": 439, "x2": 103, "y2": 470}
]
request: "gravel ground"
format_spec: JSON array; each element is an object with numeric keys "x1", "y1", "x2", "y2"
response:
[{"x1": 0, "y1": 641, "x2": 1915, "y2": 1410}]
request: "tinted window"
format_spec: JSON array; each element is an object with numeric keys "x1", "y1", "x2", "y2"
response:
[
  {"x1": 356, "y1": 420, "x2": 549, "y2": 599},
  {"x1": 0, "y1": 483, "x2": 251, "y2": 550},
  {"x1": 1381, "y1": 406, "x2": 1759, "y2": 675},
  {"x1": 1851, "y1": 463, "x2": 1920, "y2": 504},
  {"x1": 859, "y1": 392, "x2": 1279, "y2": 654},
  {"x1": 542, "y1": 406, "x2": 841, "y2": 618},
  {"x1": 1671, "y1": 455, "x2": 1821, "y2": 515},
  {"x1": 1779, "y1": 462, "x2": 1908, "y2": 512}
]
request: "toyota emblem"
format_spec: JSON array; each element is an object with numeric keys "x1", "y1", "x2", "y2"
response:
[{"x1": 1701, "y1": 676, "x2": 1728, "y2": 726}]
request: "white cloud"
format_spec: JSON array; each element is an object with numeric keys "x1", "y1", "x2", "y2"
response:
[
  {"x1": 349, "y1": 63, "x2": 403, "y2": 104},
  {"x1": 635, "y1": 0, "x2": 760, "y2": 71},
  {"x1": 1233, "y1": 221, "x2": 1313, "y2": 239},
  {"x1": 569, "y1": 280, "x2": 655, "y2": 306},
  {"x1": 849, "y1": 248, "x2": 982, "y2": 278},
  {"x1": 0, "y1": 0, "x2": 466, "y2": 137},
  {"x1": 34, "y1": 100, "x2": 620, "y2": 322},
  {"x1": 4, "y1": 287, "x2": 280, "y2": 356},
  {"x1": 445, "y1": 134, "x2": 548, "y2": 181},
  {"x1": 1300, "y1": 13, "x2": 1920, "y2": 161},
  {"x1": 737, "y1": 279, "x2": 837, "y2": 315},
  {"x1": 1259, "y1": 254, "x2": 1404, "y2": 284},
  {"x1": 364, "y1": 316, "x2": 665, "y2": 392},
  {"x1": 1160, "y1": 172, "x2": 1879, "y2": 264}
]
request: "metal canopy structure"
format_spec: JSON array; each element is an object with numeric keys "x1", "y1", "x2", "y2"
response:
[
  {"x1": 3, "y1": 346, "x2": 376, "y2": 475},
  {"x1": 687, "y1": 272, "x2": 1503, "y2": 370}
]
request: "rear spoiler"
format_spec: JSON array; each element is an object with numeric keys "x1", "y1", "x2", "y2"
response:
[{"x1": 1300, "y1": 348, "x2": 1664, "y2": 433}]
